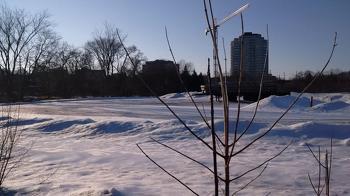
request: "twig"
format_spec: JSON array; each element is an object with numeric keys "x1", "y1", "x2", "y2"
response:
[
  {"x1": 232, "y1": 13, "x2": 245, "y2": 155},
  {"x1": 165, "y1": 26, "x2": 224, "y2": 148},
  {"x1": 117, "y1": 30, "x2": 224, "y2": 157},
  {"x1": 232, "y1": 164, "x2": 268, "y2": 196},
  {"x1": 229, "y1": 141, "x2": 291, "y2": 182},
  {"x1": 308, "y1": 173, "x2": 319, "y2": 196},
  {"x1": 149, "y1": 137, "x2": 224, "y2": 181},
  {"x1": 136, "y1": 144, "x2": 199, "y2": 196},
  {"x1": 317, "y1": 146, "x2": 321, "y2": 194},
  {"x1": 306, "y1": 138, "x2": 333, "y2": 196},
  {"x1": 165, "y1": 26, "x2": 213, "y2": 131},
  {"x1": 233, "y1": 24, "x2": 269, "y2": 145},
  {"x1": 305, "y1": 143, "x2": 326, "y2": 168},
  {"x1": 222, "y1": 37, "x2": 227, "y2": 90}
]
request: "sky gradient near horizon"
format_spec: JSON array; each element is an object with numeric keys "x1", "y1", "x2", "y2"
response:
[{"x1": 2, "y1": 0, "x2": 349, "y2": 77}]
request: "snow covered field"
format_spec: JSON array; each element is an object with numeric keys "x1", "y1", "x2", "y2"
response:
[{"x1": 4, "y1": 93, "x2": 350, "y2": 195}]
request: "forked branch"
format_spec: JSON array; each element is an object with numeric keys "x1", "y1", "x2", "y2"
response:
[
  {"x1": 307, "y1": 138, "x2": 333, "y2": 196},
  {"x1": 149, "y1": 137, "x2": 224, "y2": 182}
]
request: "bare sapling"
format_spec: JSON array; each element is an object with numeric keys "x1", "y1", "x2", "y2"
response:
[
  {"x1": 116, "y1": 0, "x2": 338, "y2": 194},
  {"x1": 306, "y1": 139, "x2": 333, "y2": 196},
  {"x1": 0, "y1": 104, "x2": 27, "y2": 191}
]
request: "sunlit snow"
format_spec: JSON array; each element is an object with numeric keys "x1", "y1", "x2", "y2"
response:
[{"x1": 4, "y1": 93, "x2": 350, "y2": 195}]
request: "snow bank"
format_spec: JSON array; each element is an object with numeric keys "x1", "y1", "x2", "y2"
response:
[
  {"x1": 70, "y1": 188, "x2": 122, "y2": 196},
  {"x1": 160, "y1": 92, "x2": 188, "y2": 99},
  {"x1": 245, "y1": 93, "x2": 350, "y2": 112},
  {"x1": 4, "y1": 97, "x2": 350, "y2": 195},
  {"x1": 14, "y1": 117, "x2": 209, "y2": 141},
  {"x1": 160, "y1": 92, "x2": 208, "y2": 99},
  {"x1": 211, "y1": 119, "x2": 268, "y2": 135},
  {"x1": 291, "y1": 92, "x2": 350, "y2": 103},
  {"x1": 312, "y1": 100, "x2": 350, "y2": 112},
  {"x1": 244, "y1": 95, "x2": 319, "y2": 111},
  {"x1": 266, "y1": 121, "x2": 350, "y2": 140},
  {"x1": 38, "y1": 118, "x2": 95, "y2": 133},
  {"x1": 9, "y1": 114, "x2": 350, "y2": 141}
]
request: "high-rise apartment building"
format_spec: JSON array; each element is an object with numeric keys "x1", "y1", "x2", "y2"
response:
[{"x1": 231, "y1": 32, "x2": 268, "y2": 78}]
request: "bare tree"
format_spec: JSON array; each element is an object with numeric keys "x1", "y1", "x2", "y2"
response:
[
  {"x1": 0, "y1": 104, "x2": 27, "y2": 189},
  {"x1": 178, "y1": 59, "x2": 194, "y2": 74},
  {"x1": 21, "y1": 29, "x2": 60, "y2": 74},
  {"x1": 0, "y1": 5, "x2": 52, "y2": 99},
  {"x1": 62, "y1": 47, "x2": 89, "y2": 74},
  {"x1": 50, "y1": 42, "x2": 72, "y2": 70},
  {"x1": 79, "y1": 50, "x2": 94, "y2": 70},
  {"x1": 117, "y1": 1, "x2": 338, "y2": 195},
  {"x1": 306, "y1": 139, "x2": 333, "y2": 196},
  {"x1": 30, "y1": 36, "x2": 60, "y2": 74},
  {"x1": 125, "y1": 45, "x2": 146, "y2": 77},
  {"x1": 85, "y1": 24, "x2": 125, "y2": 76}
]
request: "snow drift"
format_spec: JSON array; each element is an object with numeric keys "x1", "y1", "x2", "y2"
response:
[{"x1": 3, "y1": 94, "x2": 350, "y2": 195}]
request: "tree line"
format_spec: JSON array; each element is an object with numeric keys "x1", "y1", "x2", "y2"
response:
[
  {"x1": 288, "y1": 69, "x2": 350, "y2": 93},
  {"x1": 0, "y1": 5, "x2": 204, "y2": 101},
  {"x1": 0, "y1": 5, "x2": 348, "y2": 102}
]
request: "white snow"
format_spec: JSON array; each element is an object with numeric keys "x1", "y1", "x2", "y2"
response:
[
  {"x1": 312, "y1": 100, "x2": 350, "y2": 112},
  {"x1": 244, "y1": 95, "x2": 320, "y2": 111},
  {"x1": 3, "y1": 93, "x2": 350, "y2": 195}
]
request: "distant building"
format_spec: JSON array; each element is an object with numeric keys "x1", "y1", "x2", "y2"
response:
[
  {"x1": 141, "y1": 60, "x2": 180, "y2": 95},
  {"x1": 142, "y1": 60, "x2": 179, "y2": 74},
  {"x1": 231, "y1": 32, "x2": 268, "y2": 78}
]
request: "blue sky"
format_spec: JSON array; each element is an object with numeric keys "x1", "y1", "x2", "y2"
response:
[{"x1": 3, "y1": 0, "x2": 349, "y2": 77}]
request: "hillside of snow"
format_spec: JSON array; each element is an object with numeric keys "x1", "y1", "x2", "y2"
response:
[
  {"x1": 3, "y1": 93, "x2": 350, "y2": 195},
  {"x1": 244, "y1": 93, "x2": 350, "y2": 113}
]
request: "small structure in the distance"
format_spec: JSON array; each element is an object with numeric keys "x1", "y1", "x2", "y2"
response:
[
  {"x1": 142, "y1": 60, "x2": 179, "y2": 74},
  {"x1": 141, "y1": 60, "x2": 180, "y2": 95}
]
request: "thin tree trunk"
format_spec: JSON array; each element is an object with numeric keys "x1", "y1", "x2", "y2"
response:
[{"x1": 208, "y1": 58, "x2": 218, "y2": 196}]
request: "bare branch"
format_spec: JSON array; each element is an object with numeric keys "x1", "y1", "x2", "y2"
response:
[
  {"x1": 232, "y1": 13, "x2": 245, "y2": 153},
  {"x1": 231, "y1": 32, "x2": 337, "y2": 158},
  {"x1": 136, "y1": 144, "x2": 199, "y2": 196},
  {"x1": 305, "y1": 143, "x2": 326, "y2": 168},
  {"x1": 230, "y1": 141, "x2": 291, "y2": 182},
  {"x1": 318, "y1": 146, "x2": 321, "y2": 194},
  {"x1": 165, "y1": 26, "x2": 214, "y2": 132},
  {"x1": 232, "y1": 164, "x2": 268, "y2": 196},
  {"x1": 222, "y1": 37, "x2": 227, "y2": 89},
  {"x1": 117, "y1": 30, "x2": 223, "y2": 157},
  {"x1": 149, "y1": 137, "x2": 225, "y2": 181},
  {"x1": 208, "y1": 58, "x2": 220, "y2": 195},
  {"x1": 308, "y1": 173, "x2": 319, "y2": 196},
  {"x1": 233, "y1": 24, "x2": 269, "y2": 145}
]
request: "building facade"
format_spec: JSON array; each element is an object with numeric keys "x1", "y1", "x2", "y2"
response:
[{"x1": 231, "y1": 32, "x2": 268, "y2": 79}]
